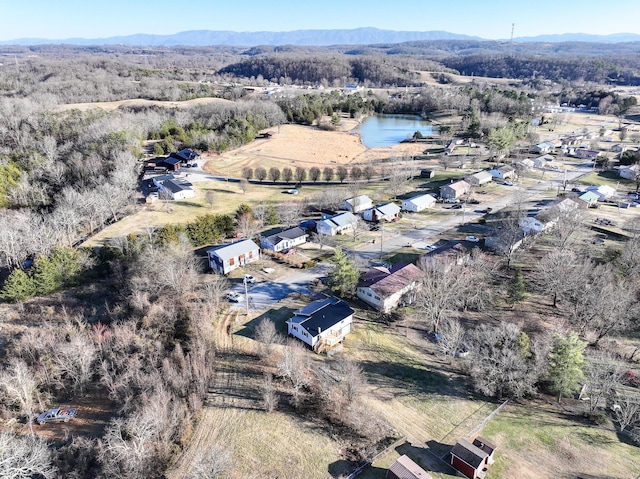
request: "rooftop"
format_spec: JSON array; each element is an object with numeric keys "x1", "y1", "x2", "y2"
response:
[{"x1": 288, "y1": 298, "x2": 354, "y2": 337}]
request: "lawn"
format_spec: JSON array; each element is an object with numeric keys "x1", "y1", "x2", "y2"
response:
[
  {"x1": 577, "y1": 170, "x2": 634, "y2": 189},
  {"x1": 480, "y1": 401, "x2": 640, "y2": 479}
]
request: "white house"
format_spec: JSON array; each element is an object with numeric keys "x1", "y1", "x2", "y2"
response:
[
  {"x1": 286, "y1": 298, "x2": 354, "y2": 353},
  {"x1": 533, "y1": 155, "x2": 555, "y2": 169},
  {"x1": 585, "y1": 184, "x2": 616, "y2": 201},
  {"x1": 516, "y1": 158, "x2": 535, "y2": 171},
  {"x1": 519, "y1": 216, "x2": 556, "y2": 234},
  {"x1": 402, "y1": 194, "x2": 436, "y2": 212},
  {"x1": 207, "y1": 239, "x2": 260, "y2": 274},
  {"x1": 343, "y1": 195, "x2": 373, "y2": 214},
  {"x1": 619, "y1": 164, "x2": 640, "y2": 180},
  {"x1": 489, "y1": 165, "x2": 515, "y2": 180},
  {"x1": 464, "y1": 170, "x2": 493, "y2": 187},
  {"x1": 531, "y1": 142, "x2": 555, "y2": 154},
  {"x1": 260, "y1": 227, "x2": 307, "y2": 252},
  {"x1": 158, "y1": 179, "x2": 195, "y2": 200},
  {"x1": 316, "y1": 212, "x2": 357, "y2": 236},
  {"x1": 362, "y1": 203, "x2": 401, "y2": 222},
  {"x1": 356, "y1": 264, "x2": 423, "y2": 313}
]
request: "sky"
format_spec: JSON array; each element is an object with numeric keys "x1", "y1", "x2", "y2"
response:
[{"x1": 2, "y1": 0, "x2": 640, "y2": 41}]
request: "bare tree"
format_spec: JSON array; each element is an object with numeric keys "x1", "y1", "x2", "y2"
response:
[
  {"x1": 548, "y1": 206, "x2": 588, "y2": 251},
  {"x1": 468, "y1": 322, "x2": 544, "y2": 400},
  {"x1": 260, "y1": 373, "x2": 278, "y2": 413},
  {"x1": 255, "y1": 167, "x2": 267, "y2": 182},
  {"x1": 0, "y1": 359, "x2": 44, "y2": 431},
  {"x1": 336, "y1": 166, "x2": 348, "y2": 183},
  {"x1": 188, "y1": 445, "x2": 233, "y2": 479},
  {"x1": 241, "y1": 167, "x2": 253, "y2": 180},
  {"x1": 282, "y1": 167, "x2": 293, "y2": 183},
  {"x1": 363, "y1": 165, "x2": 376, "y2": 181},
  {"x1": 309, "y1": 167, "x2": 321, "y2": 182},
  {"x1": 613, "y1": 396, "x2": 640, "y2": 432},
  {"x1": 323, "y1": 167, "x2": 334, "y2": 181},
  {"x1": 278, "y1": 201, "x2": 304, "y2": 227},
  {"x1": 0, "y1": 432, "x2": 57, "y2": 479},
  {"x1": 583, "y1": 352, "x2": 622, "y2": 414},
  {"x1": 437, "y1": 316, "x2": 465, "y2": 360},
  {"x1": 201, "y1": 276, "x2": 230, "y2": 316},
  {"x1": 236, "y1": 213, "x2": 261, "y2": 240},
  {"x1": 295, "y1": 166, "x2": 306, "y2": 183},
  {"x1": 268, "y1": 167, "x2": 281, "y2": 182},
  {"x1": 205, "y1": 190, "x2": 216, "y2": 210},
  {"x1": 350, "y1": 166, "x2": 363, "y2": 182},
  {"x1": 255, "y1": 318, "x2": 282, "y2": 359},
  {"x1": 535, "y1": 249, "x2": 581, "y2": 307},
  {"x1": 416, "y1": 262, "x2": 466, "y2": 333},
  {"x1": 350, "y1": 216, "x2": 369, "y2": 242},
  {"x1": 386, "y1": 159, "x2": 413, "y2": 199},
  {"x1": 238, "y1": 178, "x2": 249, "y2": 195},
  {"x1": 489, "y1": 210, "x2": 527, "y2": 268},
  {"x1": 311, "y1": 232, "x2": 334, "y2": 251},
  {"x1": 277, "y1": 339, "x2": 310, "y2": 406}
]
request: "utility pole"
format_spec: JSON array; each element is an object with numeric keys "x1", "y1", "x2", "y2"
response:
[
  {"x1": 380, "y1": 223, "x2": 384, "y2": 259},
  {"x1": 510, "y1": 23, "x2": 515, "y2": 45}
]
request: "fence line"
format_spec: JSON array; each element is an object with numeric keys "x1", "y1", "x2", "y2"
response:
[{"x1": 464, "y1": 399, "x2": 509, "y2": 440}]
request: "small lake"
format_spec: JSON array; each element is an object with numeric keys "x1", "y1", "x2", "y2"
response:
[{"x1": 357, "y1": 114, "x2": 434, "y2": 148}]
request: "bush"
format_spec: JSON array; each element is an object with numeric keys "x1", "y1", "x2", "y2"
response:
[
  {"x1": 583, "y1": 411, "x2": 608, "y2": 425},
  {"x1": 303, "y1": 261, "x2": 316, "y2": 269}
]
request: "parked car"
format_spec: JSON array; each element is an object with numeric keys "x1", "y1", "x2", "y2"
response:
[
  {"x1": 451, "y1": 204, "x2": 463, "y2": 209},
  {"x1": 37, "y1": 408, "x2": 77, "y2": 425},
  {"x1": 286, "y1": 189, "x2": 299, "y2": 195},
  {"x1": 572, "y1": 187, "x2": 583, "y2": 193},
  {"x1": 503, "y1": 181, "x2": 514, "y2": 186},
  {"x1": 226, "y1": 292, "x2": 243, "y2": 302},
  {"x1": 243, "y1": 274, "x2": 256, "y2": 284},
  {"x1": 465, "y1": 236, "x2": 480, "y2": 242}
]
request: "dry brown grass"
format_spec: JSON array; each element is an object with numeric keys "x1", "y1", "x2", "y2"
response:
[{"x1": 54, "y1": 97, "x2": 233, "y2": 112}]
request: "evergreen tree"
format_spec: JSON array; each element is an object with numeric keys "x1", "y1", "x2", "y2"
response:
[
  {"x1": 509, "y1": 268, "x2": 527, "y2": 303},
  {"x1": 32, "y1": 256, "x2": 59, "y2": 295},
  {"x1": 327, "y1": 247, "x2": 359, "y2": 298},
  {"x1": 0, "y1": 269, "x2": 36, "y2": 302},
  {"x1": 548, "y1": 332, "x2": 586, "y2": 403}
]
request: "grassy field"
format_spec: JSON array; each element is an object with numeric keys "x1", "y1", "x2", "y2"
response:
[
  {"x1": 480, "y1": 401, "x2": 640, "y2": 479},
  {"x1": 577, "y1": 170, "x2": 635, "y2": 189}
]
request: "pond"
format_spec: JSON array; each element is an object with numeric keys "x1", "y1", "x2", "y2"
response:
[{"x1": 357, "y1": 114, "x2": 434, "y2": 148}]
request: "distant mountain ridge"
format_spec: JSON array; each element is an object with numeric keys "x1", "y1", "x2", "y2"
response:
[{"x1": 1, "y1": 27, "x2": 640, "y2": 47}]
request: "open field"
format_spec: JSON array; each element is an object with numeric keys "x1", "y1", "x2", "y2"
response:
[{"x1": 54, "y1": 97, "x2": 234, "y2": 112}]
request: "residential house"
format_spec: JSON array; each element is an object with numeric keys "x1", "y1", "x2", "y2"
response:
[
  {"x1": 440, "y1": 180, "x2": 471, "y2": 200},
  {"x1": 585, "y1": 184, "x2": 616, "y2": 201},
  {"x1": 450, "y1": 438, "x2": 491, "y2": 479},
  {"x1": 519, "y1": 215, "x2": 555, "y2": 234},
  {"x1": 357, "y1": 264, "x2": 423, "y2": 313},
  {"x1": 157, "y1": 179, "x2": 195, "y2": 200},
  {"x1": 444, "y1": 142, "x2": 456, "y2": 155},
  {"x1": 530, "y1": 141, "x2": 555, "y2": 154},
  {"x1": 286, "y1": 297, "x2": 354, "y2": 352},
  {"x1": 464, "y1": 170, "x2": 493, "y2": 187},
  {"x1": 157, "y1": 157, "x2": 181, "y2": 171},
  {"x1": 515, "y1": 158, "x2": 535, "y2": 171},
  {"x1": 207, "y1": 239, "x2": 260, "y2": 274},
  {"x1": 420, "y1": 241, "x2": 474, "y2": 273},
  {"x1": 611, "y1": 143, "x2": 627, "y2": 153},
  {"x1": 578, "y1": 191, "x2": 600, "y2": 206},
  {"x1": 386, "y1": 455, "x2": 432, "y2": 479},
  {"x1": 170, "y1": 148, "x2": 200, "y2": 164},
  {"x1": 402, "y1": 194, "x2": 436, "y2": 212},
  {"x1": 533, "y1": 155, "x2": 555, "y2": 169},
  {"x1": 362, "y1": 203, "x2": 401, "y2": 222},
  {"x1": 619, "y1": 164, "x2": 640, "y2": 180},
  {"x1": 316, "y1": 212, "x2": 357, "y2": 236},
  {"x1": 343, "y1": 195, "x2": 373, "y2": 214},
  {"x1": 485, "y1": 230, "x2": 525, "y2": 254},
  {"x1": 489, "y1": 165, "x2": 515, "y2": 180},
  {"x1": 260, "y1": 227, "x2": 307, "y2": 253},
  {"x1": 572, "y1": 148, "x2": 601, "y2": 161}
]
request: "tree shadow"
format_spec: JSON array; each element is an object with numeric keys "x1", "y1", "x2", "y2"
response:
[
  {"x1": 327, "y1": 459, "x2": 359, "y2": 478},
  {"x1": 175, "y1": 201, "x2": 206, "y2": 208},
  {"x1": 236, "y1": 306, "x2": 296, "y2": 339}
]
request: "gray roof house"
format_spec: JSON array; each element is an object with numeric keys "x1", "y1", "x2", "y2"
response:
[
  {"x1": 158, "y1": 179, "x2": 195, "y2": 200},
  {"x1": 286, "y1": 298, "x2": 354, "y2": 353},
  {"x1": 207, "y1": 239, "x2": 260, "y2": 274},
  {"x1": 343, "y1": 195, "x2": 373, "y2": 213},
  {"x1": 464, "y1": 170, "x2": 493, "y2": 186},
  {"x1": 260, "y1": 227, "x2": 307, "y2": 253},
  {"x1": 316, "y1": 212, "x2": 357, "y2": 236},
  {"x1": 362, "y1": 203, "x2": 401, "y2": 222}
]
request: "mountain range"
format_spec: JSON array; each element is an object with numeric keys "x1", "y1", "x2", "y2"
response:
[{"x1": 2, "y1": 27, "x2": 640, "y2": 47}]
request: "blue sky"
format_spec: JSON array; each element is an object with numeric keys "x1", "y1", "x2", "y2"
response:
[{"x1": 2, "y1": 0, "x2": 639, "y2": 41}]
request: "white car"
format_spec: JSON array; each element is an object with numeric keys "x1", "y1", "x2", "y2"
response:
[
  {"x1": 226, "y1": 292, "x2": 243, "y2": 303},
  {"x1": 243, "y1": 274, "x2": 256, "y2": 283},
  {"x1": 465, "y1": 236, "x2": 480, "y2": 242}
]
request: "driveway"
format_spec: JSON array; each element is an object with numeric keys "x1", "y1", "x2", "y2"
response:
[{"x1": 228, "y1": 263, "x2": 330, "y2": 311}]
